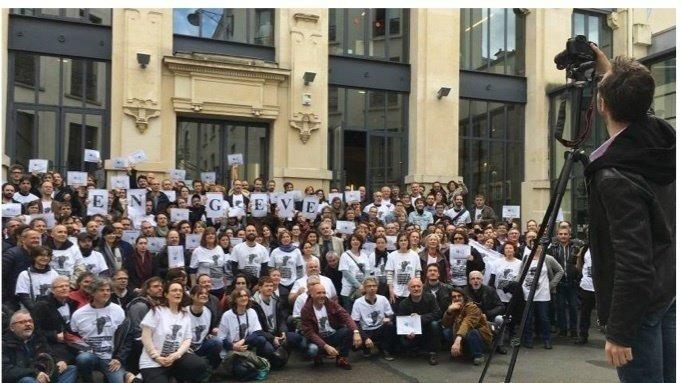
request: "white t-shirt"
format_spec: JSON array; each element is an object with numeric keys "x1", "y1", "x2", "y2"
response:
[
  {"x1": 491, "y1": 257, "x2": 523, "y2": 303},
  {"x1": 231, "y1": 194, "x2": 245, "y2": 210},
  {"x1": 15, "y1": 268, "x2": 60, "y2": 298},
  {"x1": 367, "y1": 252, "x2": 387, "y2": 278},
  {"x1": 257, "y1": 296, "x2": 277, "y2": 330},
  {"x1": 13, "y1": 192, "x2": 38, "y2": 204},
  {"x1": 338, "y1": 250, "x2": 369, "y2": 296},
  {"x1": 50, "y1": 244, "x2": 84, "y2": 277},
  {"x1": 229, "y1": 242, "x2": 270, "y2": 279},
  {"x1": 385, "y1": 250, "x2": 421, "y2": 297},
  {"x1": 314, "y1": 305, "x2": 335, "y2": 334},
  {"x1": 41, "y1": 200, "x2": 53, "y2": 214},
  {"x1": 217, "y1": 308, "x2": 262, "y2": 344},
  {"x1": 190, "y1": 246, "x2": 228, "y2": 290},
  {"x1": 362, "y1": 203, "x2": 393, "y2": 222},
  {"x1": 522, "y1": 259, "x2": 550, "y2": 302},
  {"x1": 57, "y1": 303, "x2": 71, "y2": 325},
  {"x1": 290, "y1": 275, "x2": 337, "y2": 300},
  {"x1": 292, "y1": 292, "x2": 308, "y2": 318},
  {"x1": 445, "y1": 207, "x2": 472, "y2": 225},
  {"x1": 71, "y1": 303, "x2": 125, "y2": 360},
  {"x1": 81, "y1": 250, "x2": 109, "y2": 275},
  {"x1": 351, "y1": 295, "x2": 393, "y2": 331},
  {"x1": 268, "y1": 248, "x2": 305, "y2": 287},
  {"x1": 580, "y1": 250, "x2": 594, "y2": 292},
  {"x1": 139, "y1": 307, "x2": 193, "y2": 369},
  {"x1": 189, "y1": 308, "x2": 212, "y2": 349}
]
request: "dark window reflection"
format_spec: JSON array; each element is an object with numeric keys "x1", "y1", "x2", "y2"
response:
[{"x1": 174, "y1": 8, "x2": 275, "y2": 47}]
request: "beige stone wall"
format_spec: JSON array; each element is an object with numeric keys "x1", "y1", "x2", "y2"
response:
[
  {"x1": 1, "y1": 8, "x2": 8, "y2": 179},
  {"x1": 405, "y1": 8, "x2": 460, "y2": 184}
]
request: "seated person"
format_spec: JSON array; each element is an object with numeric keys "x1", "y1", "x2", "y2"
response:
[
  {"x1": 398, "y1": 278, "x2": 442, "y2": 366},
  {"x1": 423, "y1": 264, "x2": 452, "y2": 311},
  {"x1": 463, "y1": 271, "x2": 505, "y2": 322},
  {"x1": 442, "y1": 287, "x2": 493, "y2": 365},
  {"x1": 2, "y1": 309, "x2": 78, "y2": 383},
  {"x1": 351, "y1": 276, "x2": 397, "y2": 360},
  {"x1": 300, "y1": 283, "x2": 362, "y2": 370}
]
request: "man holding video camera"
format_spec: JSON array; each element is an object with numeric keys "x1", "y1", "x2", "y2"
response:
[{"x1": 585, "y1": 44, "x2": 675, "y2": 382}]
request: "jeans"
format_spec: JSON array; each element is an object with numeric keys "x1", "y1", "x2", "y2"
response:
[
  {"x1": 340, "y1": 295, "x2": 355, "y2": 313},
  {"x1": 363, "y1": 322, "x2": 397, "y2": 353},
  {"x1": 284, "y1": 331, "x2": 306, "y2": 351},
  {"x1": 75, "y1": 353, "x2": 126, "y2": 383},
  {"x1": 463, "y1": 329, "x2": 488, "y2": 359},
  {"x1": 556, "y1": 283, "x2": 579, "y2": 332},
  {"x1": 523, "y1": 301, "x2": 551, "y2": 343},
  {"x1": 195, "y1": 337, "x2": 223, "y2": 368},
  {"x1": 245, "y1": 332, "x2": 275, "y2": 358},
  {"x1": 307, "y1": 326, "x2": 352, "y2": 357},
  {"x1": 140, "y1": 353, "x2": 209, "y2": 383},
  {"x1": 579, "y1": 289, "x2": 596, "y2": 339},
  {"x1": 18, "y1": 365, "x2": 78, "y2": 383},
  {"x1": 617, "y1": 300, "x2": 675, "y2": 383},
  {"x1": 400, "y1": 321, "x2": 441, "y2": 353}
]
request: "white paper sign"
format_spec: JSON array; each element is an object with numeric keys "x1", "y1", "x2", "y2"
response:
[
  {"x1": 2, "y1": 203, "x2": 22, "y2": 217},
  {"x1": 362, "y1": 242, "x2": 376, "y2": 255},
  {"x1": 110, "y1": 175, "x2": 130, "y2": 190},
  {"x1": 201, "y1": 172, "x2": 216, "y2": 184},
  {"x1": 128, "y1": 150, "x2": 147, "y2": 165},
  {"x1": 169, "y1": 169, "x2": 186, "y2": 182},
  {"x1": 301, "y1": 196, "x2": 319, "y2": 220},
  {"x1": 67, "y1": 171, "x2": 88, "y2": 187},
  {"x1": 146, "y1": 237, "x2": 166, "y2": 253},
  {"x1": 28, "y1": 159, "x2": 48, "y2": 174},
  {"x1": 205, "y1": 193, "x2": 225, "y2": 218},
  {"x1": 502, "y1": 205, "x2": 521, "y2": 219},
  {"x1": 250, "y1": 193, "x2": 269, "y2": 218},
  {"x1": 335, "y1": 220, "x2": 356, "y2": 235},
  {"x1": 127, "y1": 189, "x2": 147, "y2": 217},
  {"x1": 169, "y1": 208, "x2": 189, "y2": 222},
  {"x1": 185, "y1": 234, "x2": 202, "y2": 250},
  {"x1": 230, "y1": 237, "x2": 243, "y2": 247},
  {"x1": 557, "y1": 208, "x2": 565, "y2": 222},
  {"x1": 287, "y1": 190, "x2": 303, "y2": 202},
  {"x1": 268, "y1": 192, "x2": 281, "y2": 205},
  {"x1": 84, "y1": 149, "x2": 100, "y2": 163},
  {"x1": 227, "y1": 153, "x2": 244, "y2": 165},
  {"x1": 162, "y1": 190, "x2": 176, "y2": 203},
  {"x1": 385, "y1": 235, "x2": 397, "y2": 251},
  {"x1": 328, "y1": 192, "x2": 344, "y2": 204},
  {"x1": 111, "y1": 157, "x2": 128, "y2": 169},
  {"x1": 396, "y1": 315, "x2": 422, "y2": 335},
  {"x1": 167, "y1": 246, "x2": 185, "y2": 268},
  {"x1": 276, "y1": 194, "x2": 295, "y2": 219},
  {"x1": 228, "y1": 207, "x2": 244, "y2": 218},
  {"x1": 449, "y1": 244, "x2": 471, "y2": 260},
  {"x1": 344, "y1": 190, "x2": 361, "y2": 203},
  {"x1": 87, "y1": 189, "x2": 108, "y2": 215},
  {"x1": 121, "y1": 230, "x2": 140, "y2": 245},
  {"x1": 30, "y1": 213, "x2": 56, "y2": 229}
]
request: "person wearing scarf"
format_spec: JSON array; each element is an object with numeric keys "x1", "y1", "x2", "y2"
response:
[{"x1": 123, "y1": 236, "x2": 159, "y2": 290}]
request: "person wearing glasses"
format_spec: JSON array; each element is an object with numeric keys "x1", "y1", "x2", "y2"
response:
[
  {"x1": 447, "y1": 232, "x2": 484, "y2": 288},
  {"x1": 442, "y1": 288, "x2": 493, "y2": 366}
]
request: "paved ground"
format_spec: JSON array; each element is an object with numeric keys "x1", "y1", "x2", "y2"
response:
[{"x1": 268, "y1": 328, "x2": 618, "y2": 383}]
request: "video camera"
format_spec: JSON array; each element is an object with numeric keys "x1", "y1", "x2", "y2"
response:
[{"x1": 554, "y1": 35, "x2": 597, "y2": 82}]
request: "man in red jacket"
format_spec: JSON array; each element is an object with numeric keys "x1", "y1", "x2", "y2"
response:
[{"x1": 301, "y1": 283, "x2": 362, "y2": 370}]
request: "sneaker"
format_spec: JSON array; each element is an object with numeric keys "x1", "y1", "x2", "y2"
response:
[
  {"x1": 544, "y1": 341, "x2": 553, "y2": 350},
  {"x1": 383, "y1": 350, "x2": 395, "y2": 361},
  {"x1": 428, "y1": 352, "x2": 438, "y2": 366},
  {"x1": 574, "y1": 337, "x2": 588, "y2": 345},
  {"x1": 313, "y1": 355, "x2": 324, "y2": 367},
  {"x1": 336, "y1": 356, "x2": 352, "y2": 370},
  {"x1": 473, "y1": 356, "x2": 486, "y2": 366},
  {"x1": 496, "y1": 345, "x2": 508, "y2": 355}
]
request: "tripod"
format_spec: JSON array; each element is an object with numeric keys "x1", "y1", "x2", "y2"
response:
[{"x1": 478, "y1": 77, "x2": 596, "y2": 383}]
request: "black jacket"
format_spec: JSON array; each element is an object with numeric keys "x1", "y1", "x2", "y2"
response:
[
  {"x1": 147, "y1": 190, "x2": 170, "y2": 215},
  {"x1": 584, "y1": 115, "x2": 675, "y2": 347},
  {"x1": 398, "y1": 293, "x2": 442, "y2": 326},
  {"x1": 2, "y1": 330, "x2": 59, "y2": 382},
  {"x1": 2, "y1": 245, "x2": 31, "y2": 310},
  {"x1": 424, "y1": 281, "x2": 452, "y2": 311},
  {"x1": 463, "y1": 284, "x2": 505, "y2": 319},
  {"x1": 546, "y1": 240, "x2": 580, "y2": 285}
]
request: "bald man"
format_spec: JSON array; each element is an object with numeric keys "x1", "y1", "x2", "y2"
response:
[
  {"x1": 398, "y1": 278, "x2": 442, "y2": 365},
  {"x1": 463, "y1": 271, "x2": 504, "y2": 320}
]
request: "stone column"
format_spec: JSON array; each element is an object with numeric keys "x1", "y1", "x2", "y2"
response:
[
  {"x1": 272, "y1": 8, "x2": 332, "y2": 190},
  {"x1": 109, "y1": 8, "x2": 174, "y2": 177},
  {"x1": 1, "y1": 9, "x2": 9, "y2": 174},
  {"x1": 405, "y1": 9, "x2": 460, "y2": 184}
]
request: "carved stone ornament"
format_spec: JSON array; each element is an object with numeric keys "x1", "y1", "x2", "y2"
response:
[
  {"x1": 289, "y1": 112, "x2": 321, "y2": 144},
  {"x1": 123, "y1": 98, "x2": 161, "y2": 134}
]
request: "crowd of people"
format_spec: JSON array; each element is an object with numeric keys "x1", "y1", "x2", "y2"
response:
[{"x1": 2, "y1": 163, "x2": 595, "y2": 382}]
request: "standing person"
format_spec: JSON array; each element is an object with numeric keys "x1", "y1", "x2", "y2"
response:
[
  {"x1": 77, "y1": 233, "x2": 109, "y2": 277},
  {"x1": 585, "y1": 45, "x2": 675, "y2": 381},
  {"x1": 419, "y1": 233, "x2": 448, "y2": 284},
  {"x1": 138, "y1": 282, "x2": 209, "y2": 383},
  {"x1": 338, "y1": 234, "x2": 369, "y2": 311},
  {"x1": 447, "y1": 233, "x2": 485, "y2": 288},
  {"x1": 123, "y1": 237, "x2": 159, "y2": 290},
  {"x1": 15, "y1": 246, "x2": 60, "y2": 312},
  {"x1": 46, "y1": 224, "x2": 84, "y2": 278},
  {"x1": 367, "y1": 235, "x2": 390, "y2": 296},
  {"x1": 99, "y1": 225, "x2": 133, "y2": 276},
  {"x1": 471, "y1": 194, "x2": 497, "y2": 224},
  {"x1": 229, "y1": 225, "x2": 270, "y2": 286},
  {"x1": 385, "y1": 232, "x2": 421, "y2": 308},
  {"x1": 268, "y1": 229, "x2": 305, "y2": 291},
  {"x1": 3, "y1": 228, "x2": 42, "y2": 311},
  {"x1": 408, "y1": 198, "x2": 433, "y2": 232},
  {"x1": 547, "y1": 227, "x2": 580, "y2": 338},
  {"x1": 70, "y1": 278, "x2": 127, "y2": 383},
  {"x1": 575, "y1": 249, "x2": 595, "y2": 345},
  {"x1": 110, "y1": 269, "x2": 138, "y2": 309},
  {"x1": 445, "y1": 195, "x2": 472, "y2": 226},
  {"x1": 189, "y1": 227, "x2": 228, "y2": 297}
]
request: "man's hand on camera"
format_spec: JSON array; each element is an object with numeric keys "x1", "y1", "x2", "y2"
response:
[{"x1": 590, "y1": 43, "x2": 612, "y2": 76}]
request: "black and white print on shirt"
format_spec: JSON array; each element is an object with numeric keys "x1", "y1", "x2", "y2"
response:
[
  {"x1": 450, "y1": 259, "x2": 467, "y2": 286},
  {"x1": 193, "y1": 324, "x2": 206, "y2": 343},
  {"x1": 161, "y1": 324, "x2": 184, "y2": 357},
  {"x1": 244, "y1": 253, "x2": 260, "y2": 277},
  {"x1": 524, "y1": 266, "x2": 537, "y2": 288}
]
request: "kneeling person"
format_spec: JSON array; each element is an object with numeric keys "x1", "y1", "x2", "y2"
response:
[
  {"x1": 442, "y1": 287, "x2": 492, "y2": 365},
  {"x1": 351, "y1": 277, "x2": 397, "y2": 360}
]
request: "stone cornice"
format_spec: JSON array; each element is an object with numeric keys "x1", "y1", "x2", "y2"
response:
[{"x1": 164, "y1": 54, "x2": 289, "y2": 82}]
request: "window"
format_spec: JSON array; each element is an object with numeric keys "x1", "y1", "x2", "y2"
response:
[
  {"x1": 12, "y1": 8, "x2": 112, "y2": 25},
  {"x1": 176, "y1": 118, "x2": 269, "y2": 184},
  {"x1": 649, "y1": 56, "x2": 676, "y2": 128},
  {"x1": 572, "y1": 10, "x2": 613, "y2": 58},
  {"x1": 459, "y1": 99, "x2": 524, "y2": 215},
  {"x1": 460, "y1": 9, "x2": 525, "y2": 76},
  {"x1": 329, "y1": 9, "x2": 409, "y2": 63},
  {"x1": 6, "y1": 52, "x2": 110, "y2": 172},
  {"x1": 173, "y1": 9, "x2": 275, "y2": 47},
  {"x1": 328, "y1": 86, "x2": 407, "y2": 192}
]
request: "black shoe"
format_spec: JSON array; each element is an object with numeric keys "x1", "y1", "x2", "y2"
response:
[
  {"x1": 544, "y1": 341, "x2": 553, "y2": 349},
  {"x1": 313, "y1": 355, "x2": 324, "y2": 367},
  {"x1": 383, "y1": 350, "x2": 395, "y2": 361},
  {"x1": 496, "y1": 345, "x2": 508, "y2": 354},
  {"x1": 428, "y1": 352, "x2": 438, "y2": 366},
  {"x1": 570, "y1": 330, "x2": 578, "y2": 338},
  {"x1": 574, "y1": 337, "x2": 588, "y2": 345},
  {"x1": 522, "y1": 342, "x2": 533, "y2": 349}
]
